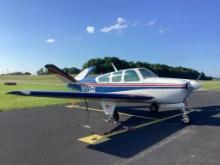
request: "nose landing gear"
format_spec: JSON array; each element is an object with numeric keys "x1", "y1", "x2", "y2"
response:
[
  {"x1": 149, "y1": 102, "x2": 190, "y2": 124},
  {"x1": 181, "y1": 106, "x2": 190, "y2": 124}
]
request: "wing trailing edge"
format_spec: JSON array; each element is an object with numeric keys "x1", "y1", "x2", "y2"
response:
[{"x1": 7, "y1": 90, "x2": 153, "y2": 101}]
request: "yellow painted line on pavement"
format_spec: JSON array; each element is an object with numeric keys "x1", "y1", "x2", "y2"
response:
[
  {"x1": 66, "y1": 105, "x2": 157, "y2": 120},
  {"x1": 78, "y1": 109, "x2": 195, "y2": 145}
]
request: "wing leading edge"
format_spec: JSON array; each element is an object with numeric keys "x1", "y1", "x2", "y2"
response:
[{"x1": 7, "y1": 90, "x2": 153, "y2": 101}]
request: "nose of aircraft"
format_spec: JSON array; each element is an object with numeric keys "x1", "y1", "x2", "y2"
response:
[{"x1": 189, "y1": 80, "x2": 201, "y2": 90}]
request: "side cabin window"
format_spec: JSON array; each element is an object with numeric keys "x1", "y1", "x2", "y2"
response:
[
  {"x1": 112, "y1": 71, "x2": 122, "y2": 82},
  {"x1": 98, "y1": 73, "x2": 110, "y2": 83},
  {"x1": 124, "y1": 70, "x2": 140, "y2": 82}
]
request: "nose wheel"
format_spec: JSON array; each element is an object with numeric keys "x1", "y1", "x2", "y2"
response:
[
  {"x1": 182, "y1": 114, "x2": 190, "y2": 124},
  {"x1": 181, "y1": 106, "x2": 190, "y2": 124}
]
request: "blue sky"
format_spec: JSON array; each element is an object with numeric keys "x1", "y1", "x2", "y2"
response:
[{"x1": 0, "y1": 0, "x2": 219, "y2": 77}]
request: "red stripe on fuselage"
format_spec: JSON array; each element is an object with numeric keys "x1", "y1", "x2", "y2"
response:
[{"x1": 80, "y1": 83, "x2": 186, "y2": 87}]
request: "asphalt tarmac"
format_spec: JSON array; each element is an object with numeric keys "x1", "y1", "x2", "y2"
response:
[{"x1": 0, "y1": 91, "x2": 220, "y2": 165}]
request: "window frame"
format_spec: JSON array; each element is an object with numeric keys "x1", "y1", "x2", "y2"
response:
[{"x1": 111, "y1": 71, "x2": 123, "y2": 83}]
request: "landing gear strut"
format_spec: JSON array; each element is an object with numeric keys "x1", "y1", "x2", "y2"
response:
[{"x1": 181, "y1": 106, "x2": 190, "y2": 124}]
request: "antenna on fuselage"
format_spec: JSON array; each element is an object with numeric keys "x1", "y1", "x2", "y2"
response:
[
  {"x1": 111, "y1": 62, "x2": 118, "y2": 71},
  {"x1": 196, "y1": 71, "x2": 203, "y2": 81}
]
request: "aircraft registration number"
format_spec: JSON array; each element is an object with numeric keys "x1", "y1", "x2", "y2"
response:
[{"x1": 81, "y1": 85, "x2": 95, "y2": 93}]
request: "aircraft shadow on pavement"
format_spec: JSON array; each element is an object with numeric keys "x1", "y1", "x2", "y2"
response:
[{"x1": 87, "y1": 105, "x2": 220, "y2": 158}]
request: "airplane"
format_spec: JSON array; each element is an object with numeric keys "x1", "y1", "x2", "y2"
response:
[{"x1": 8, "y1": 63, "x2": 201, "y2": 124}]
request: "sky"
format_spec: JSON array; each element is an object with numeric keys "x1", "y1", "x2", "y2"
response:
[{"x1": 0, "y1": 0, "x2": 219, "y2": 77}]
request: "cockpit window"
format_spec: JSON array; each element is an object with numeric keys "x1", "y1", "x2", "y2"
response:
[
  {"x1": 112, "y1": 71, "x2": 122, "y2": 82},
  {"x1": 124, "y1": 70, "x2": 140, "y2": 82},
  {"x1": 98, "y1": 73, "x2": 110, "y2": 82},
  {"x1": 139, "y1": 68, "x2": 157, "y2": 78}
]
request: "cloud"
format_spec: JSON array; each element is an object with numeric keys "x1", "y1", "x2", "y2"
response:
[
  {"x1": 117, "y1": 17, "x2": 126, "y2": 24},
  {"x1": 86, "y1": 26, "x2": 95, "y2": 34},
  {"x1": 46, "y1": 38, "x2": 55, "y2": 43},
  {"x1": 157, "y1": 28, "x2": 165, "y2": 34},
  {"x1": 146, "y1": 20, "x2": 155, "y2": 27},
  {"x1": 100, "y1": 17, "x2": 128, "y2": 33}
]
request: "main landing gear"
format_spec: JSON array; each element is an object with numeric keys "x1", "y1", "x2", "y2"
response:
[{"x1": 106, "y1": 111, "x2": 119, "y2": 123}]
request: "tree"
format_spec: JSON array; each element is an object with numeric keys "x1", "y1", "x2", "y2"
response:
[
  {"x1": 82, "y1": 56, "x2": 213, "y2": 80},
  {"x1": 37, "y1": 68, "x2": 49, "y2": 75}
]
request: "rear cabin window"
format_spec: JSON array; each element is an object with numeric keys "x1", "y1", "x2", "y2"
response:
[
  {"x1": 124, "y1": 70, "x2": 140, "y2": 82},
  {"x1": 112, "y1": 71, "x2": 122, "y2": 82},
  {"x1": 98, "y1": 73, "x2": 110, "y2": 83}
]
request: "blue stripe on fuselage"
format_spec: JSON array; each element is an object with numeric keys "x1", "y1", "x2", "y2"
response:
[
  {"x1": 94, "y1": 86, "x2": 185, "y2": 93},
  {"x1": 67, "y1": 83, "x2": 186, "y2": 93}
]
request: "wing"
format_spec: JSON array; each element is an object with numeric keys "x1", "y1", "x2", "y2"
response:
[{"x1": 7, "y1": 90, "x2": 153, "y2": 101}]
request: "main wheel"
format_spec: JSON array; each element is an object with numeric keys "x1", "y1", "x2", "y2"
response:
[
  {"x1": 113, "y1": 111, "x2": 119, "y2": 122},
  {"x1": 149, "y1": 103, "x2": 159, "y2": 113}
]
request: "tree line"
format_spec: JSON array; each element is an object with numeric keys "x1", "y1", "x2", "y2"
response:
[
  {"x1": 1, "y1": 72, "x2": 31, "y2": 75},
  {"x1": 37, "y1": 56, "x2": 213, "y2": 80},
  {"x1": 36, "y1": 67, "x2": 80, "y2": 75}
]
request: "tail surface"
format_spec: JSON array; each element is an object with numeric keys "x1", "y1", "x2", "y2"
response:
[
  {"x1": 75, "y1": 66, "x2": 95, "y2": 81},
  {"x1": 45, "y1": 64, "x2": 95, "y2": 83},
  {"x1": 45, "y1": 64, "x2": 76, "y2": 83}
]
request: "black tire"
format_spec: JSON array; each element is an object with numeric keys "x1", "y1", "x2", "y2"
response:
[
  {"x1": 149, "y1": 103, "x2": 159, "y2": 113},
  {"x1": 113, "y1": 111, "x2": 119, "y2": 122}
]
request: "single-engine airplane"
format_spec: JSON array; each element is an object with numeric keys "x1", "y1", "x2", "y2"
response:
[{"x1": 8, "y1": 64, "x2": 201, "y2": 124}]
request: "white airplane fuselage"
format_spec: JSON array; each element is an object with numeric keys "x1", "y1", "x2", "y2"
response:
[{"x1": 77, "y1": 68, "x2": 201, "y2": 107}]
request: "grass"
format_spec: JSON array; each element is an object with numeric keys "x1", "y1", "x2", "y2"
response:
[
  {"x1": 0, "y1": 75, "x2": 75, "y2": 111},
  {"x1": 0, "y1": 75, "x2": 64, "y2": 84},
  {"x1": 201, "y1": 80, "x2": 220, "y2": 90}
]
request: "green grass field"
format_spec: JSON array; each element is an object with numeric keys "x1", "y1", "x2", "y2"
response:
[
  {"x1": 201, "y1": 80, "x2": 220, "y2": 90},
  {"x1": 0, "y1": 75, "x2": 220, "y2": 111},
  {"x1": 0, "y1": 75, "x2": 75, "y2": 111}
]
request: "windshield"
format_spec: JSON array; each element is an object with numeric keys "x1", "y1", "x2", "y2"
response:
[{"x1": 139, "y1": 68, "x2": 157, "y2": 78}]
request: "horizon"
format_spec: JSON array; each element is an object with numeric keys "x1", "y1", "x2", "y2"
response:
[
  {"x1": 0, "y1": 0, "x2": 220, "y2": 77},
  {"x1": 0, "y1": 56, "x2": 218, "y2": 78}
]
